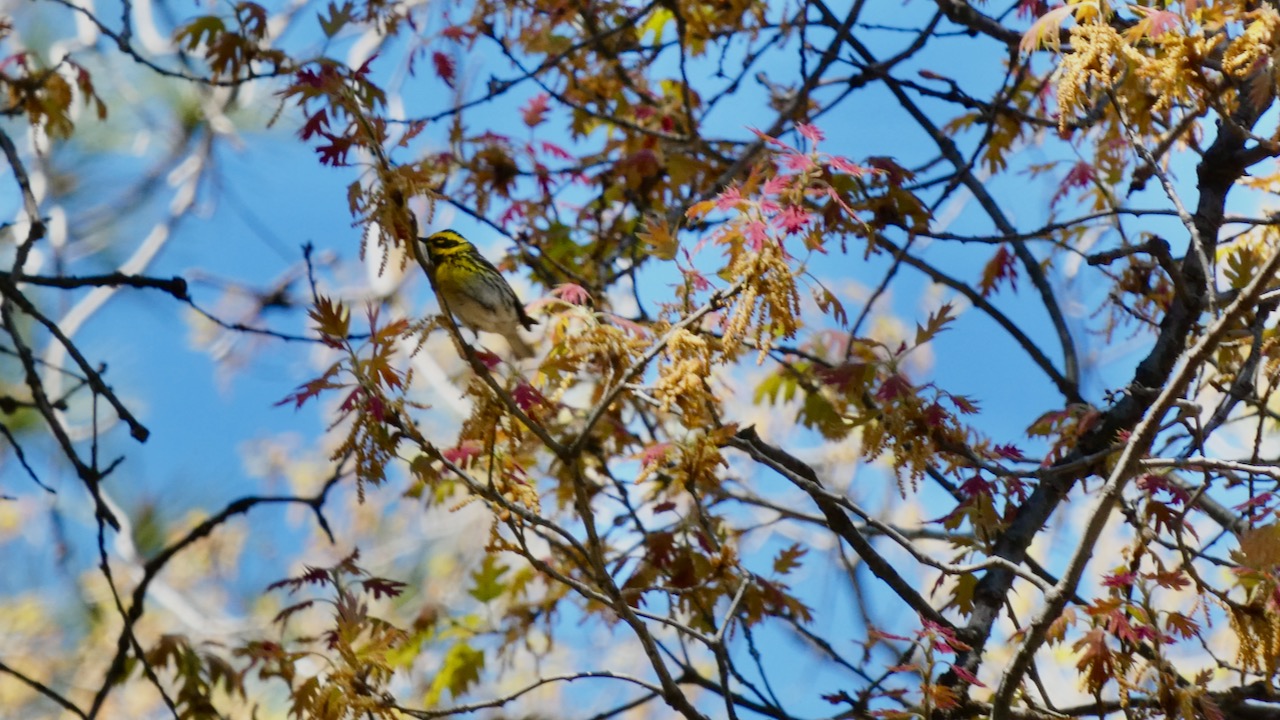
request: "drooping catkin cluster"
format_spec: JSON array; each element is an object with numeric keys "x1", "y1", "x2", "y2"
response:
[
  {"x1": 455, "y1": 379, "x2": 543, "y2": 517},
  {"x1": 1057, "y1": 24, "x2": 1128, "y2": 131},
  {"x1": 653, "y1": 327, "x2": 715, "y2": 425},
  {"x1": 1222, "y1": 8, "x2": 1280, "y2": 80},
  {"x1": 720, "y1": 240, "x2": 801, "y2": 361},
  {"x1": 1228, "y1": 597, "x2": 1280, "y2": 676}
]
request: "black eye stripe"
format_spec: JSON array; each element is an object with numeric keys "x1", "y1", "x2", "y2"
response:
[{"x1": 426, "y1": 233, "x2": 463, "y2": 249}]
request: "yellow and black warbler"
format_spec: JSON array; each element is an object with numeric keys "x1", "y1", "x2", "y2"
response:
[{"x1": 420, "y1": 230, "x2": 537, "y2": 358}]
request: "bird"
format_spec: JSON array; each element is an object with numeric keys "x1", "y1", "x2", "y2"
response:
[{"x1": 419, "y1": 230, "x2": 537, "y2": 359}]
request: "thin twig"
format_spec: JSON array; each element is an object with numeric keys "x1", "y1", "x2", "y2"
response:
[
  {"x1": 396, "y1": 671, "x2": 663, "y2": 720},
  {"x1": 0, "y1": 275, "x2": 150, "y2": 442},
  {"x1": 87, "y1": 464, "x2": 345, "y2": 718},
  {"x1": 0, "y1": 660, "x2": 87, "y2": 719},
  {"x1": 990, "y1": 240, "x2": 1280, "y2": 720},
  {"x1": 0, "y1": 125, "x2": 45, "y2": 270}
]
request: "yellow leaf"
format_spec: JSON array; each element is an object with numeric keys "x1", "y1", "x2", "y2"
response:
[
  {"x1": 642, "y1": 7, "x2": 674, "y2": 42},
  {"x1": 686, "y1": 199, "x2": 716, "y2": 219},
  {"x1": 667, "y1": 153, "x2": 707, "y2": 186},
  {"x1": 941, "y1": 111, "x2": 980, "y2": 135},
  {"x1": 1123, "y1": 5, "x2": 1182, "y2": 43},
  {"x1": 423, "y1": 642, "x2": 486, "y2": 705},
  {"x1": 1069, "y1": 0, "x2": 1105, "y2": 23},
  {"x1": 1235, "y1": 524, "x2": 1280, "y2": 571},
  {"x1": 638, "y1": 216, "x2": 678, "y2": 260},
  {"x1": 1020, "y1": 5, "x2": 1075, "y2": 53},
  {"x1": 946, "y1": 573, "x2": 978, "y2": 615},
  {"x1": 1047, "y1": 606, "x2": 1077, "y2": 645}
]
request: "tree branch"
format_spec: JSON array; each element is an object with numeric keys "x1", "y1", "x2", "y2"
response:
[
  {"x1": 950, "y1": 65, "x2": 1273, "y2": 686},
  {"x1": 728, "y1": 426, "x2": 955, "y2": 629},
  {"x1": 0, "y1": 659, "x2": 87, "y2": 719}
]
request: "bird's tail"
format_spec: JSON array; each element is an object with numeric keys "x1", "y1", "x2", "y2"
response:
[{"x1": 506, "y1": 331, "x2": 535, "y2": 359}]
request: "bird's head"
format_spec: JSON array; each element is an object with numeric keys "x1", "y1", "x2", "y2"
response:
[{"x1": 420, "y1": 230, "x2": 472, "y2": 263}]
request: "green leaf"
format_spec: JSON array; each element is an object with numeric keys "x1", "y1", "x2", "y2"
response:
[
  {"x1": 754, "y1": 366, "x2": 804, "y2": 405},
  {"x1": 424, "y1": 642, "x2": 485, "y2": 704},
  {"x1": 772, "y1": 543, "x2": 806, "y2": 575},
  {"x1": 915, "y1": 302, "x2": 955, "y2": 346},
  {"x1": 642, "y1": 7, "x2": 673, "y2": 42},
  {"x1": 319, "y1": 1, "x2": 355, "y2": 38},
  {"x1": 798, "y1": 391, "x2": 851, "y2": 439},
  {"x1": 468, "y1": 555, "x2": 509, "y2": 604},
  {"x1": 815, "y1": 285, "x2": 848, "y2": 326},
  {"x1": 173, "y1": 16, "x2": 226, "y2": 50},
  {"x1": 945, "y1": 572, "x2": 977, "y2": 615}
]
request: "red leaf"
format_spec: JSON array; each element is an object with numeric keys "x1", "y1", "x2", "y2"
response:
[
  {"x1": 921, "y1": 402, "x2": 948, "y2": 427},
  {"x1": 1016, "y1": 0, "x2": 1047, "y2": 20},
  {"x1": 339, "y1": 388, "x2": 362, "y2": 412},
  {"x1": 762, "y1": 175, "x2": 790, "y2": 195},
  {"x1": 1101, "y1": 571, "x2": 1137, "y2": 589},
  {"x1": 822, "y1": 691, "x2": 855, "y2": 706},
  {"x1": 299, "y1": 108, "x2": 329, "y2": 140},
  {"x1": 796, "y1": 123, "x2": 825, "y2": 142},
  {"x1": 639, "y1": 442, "x2": 672, "y2": 467},
  {"x1": 829, "y1": 155, "x2": 870, "y2": 176},
  {"x1": 748, "y1": 126, "x2": 797, "y2": 152},
  {"x1": 682, "y1": 267, "x2": 711, "y2": 292},
  {"x1": 272, "y1": 600, "x2": 315, "y2": 624},
  {"x1": 949, "y1": 663, "x2": 986, "y2": 687},
  {"x1": 534, "y1": 164, "x2": 552, "y2": 194},
  {"x1": 294, "y1": 67, "x2": 319, "y2": 87},
  {"x1": 443, "y1": 442, "x2": 482, "y2": 467},
  {"x1": 552, "y1": 283, "x2": 592, "y2": 305},
  {"x1": 1233, "y1": 492, "x2": 1274, "y2": 511},
  {"x1": 991, "y1": 443, "x2": 1024, "y2": 460},
  {"x1": 276, "y1": 377, "x2": 340, "y2": 409},
  {"x1": 440, "y1": 24, "x2": 473, "y2": 41},
  {"x1": 431, "y1": 51, "x2": 455, "y2": 87},
  {"x1": 715, "y1": 185, "x2": 742, "y2": 210},
  {"x1": 867, "y1": 627, "x2": 913, "y2": 643},
  {"x1": 354, "y1": 53, "x2": 378, "y2": 78},
  {"x1": 0, "y1": 52, "x2": 28, "y2": 71},
  {"x1": 512, "y1": 382, "x2": 545, "y2": 411},
  {"x1": 865, "y1": 156, "x2": 912, "y2": 185},
  {"x1": 362, "y1": 577, "x2": 408, "y2": 599},
  {"x1": 775, "y1": 205, "x2": 811, "y2": 235},
  {"x1": 367, "y1": 394, "x2": 386, "y2": 421},
  {"x1": 498, "y1": 202, "x2": 526, "y2": 226},
  {"x1": 316, "y1": 133, "x2": 353, "y2": 166},
  {"x1": 539, "y1": 140, "x2": 571, "y2": 159},
  {"x1": 522, "y1": 93, "x2": 550, "y2": 127},
  {"x1": 978, "y1": 245, "x2": 1018, "y2": 297},
  {"x1": 958, "y1": 474, "x2": 994, "y2": 498},
  {"x1": 744, "y1": 220, "x2": 769, "y2": 252},
  {"x1": 874, "y1": 373, "x2": 911, "y2": 402},
  {"x1": 1051, "y1": 160, "x2": 1096, "y2": 208},
  {"x1": 781, "y1": 152, "x2": 816, "y2": 172},
  {"x1": 1128, "y1": 5, "x2": 1180, "y2": 40}
]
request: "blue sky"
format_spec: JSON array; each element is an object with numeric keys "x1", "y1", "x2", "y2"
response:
[{"x1": 3, "y1": 0, "x2": 1255, "y2": 716}]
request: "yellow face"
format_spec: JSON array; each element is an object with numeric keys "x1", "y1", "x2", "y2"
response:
[{"x1": 422, "y1": 230, "x2": 472, "y2": 263}]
